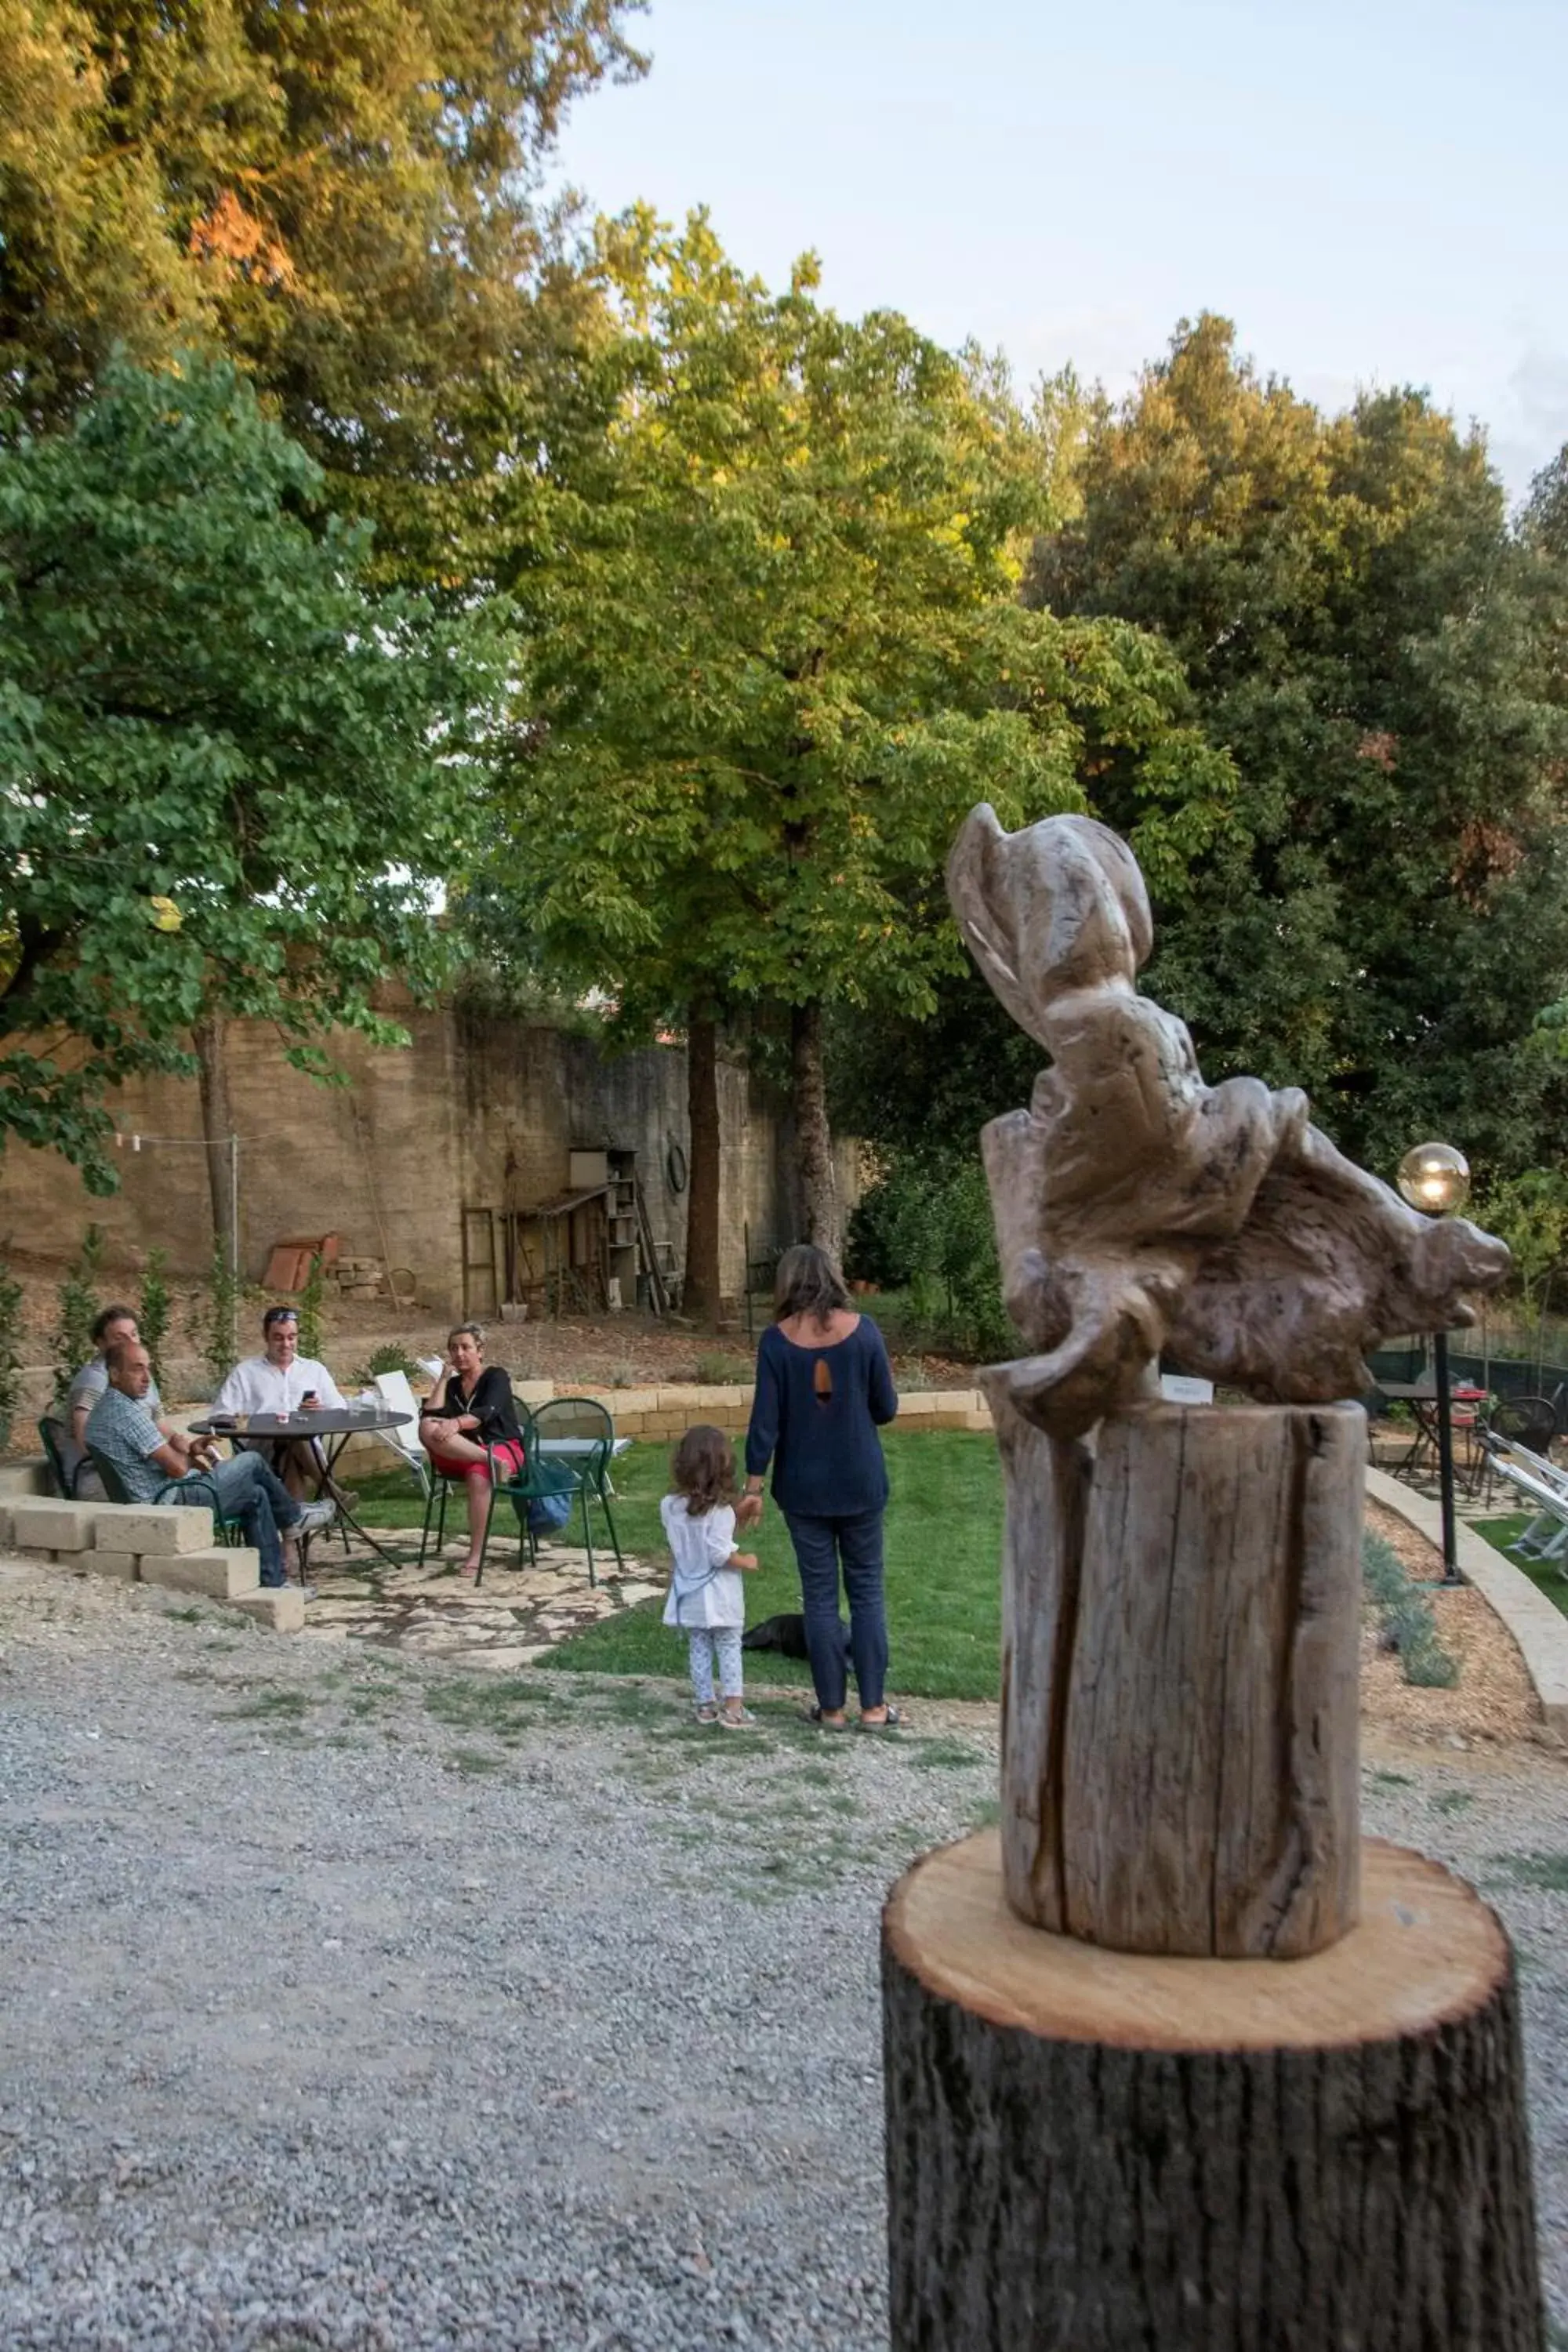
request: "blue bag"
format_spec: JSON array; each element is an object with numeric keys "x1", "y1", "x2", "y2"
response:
[{"x1": 525, "y1": 1489, "x2": 573, "y2": 1535}]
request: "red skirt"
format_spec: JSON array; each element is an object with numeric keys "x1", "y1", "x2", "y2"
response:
[{"x1": 426, "y1": 1436, "x2": 528, "y2": 1483}]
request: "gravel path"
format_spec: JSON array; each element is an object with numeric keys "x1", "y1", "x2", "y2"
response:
[{"x1": 3, "y1": 1556, "x2": 1568, "y2": 2350}]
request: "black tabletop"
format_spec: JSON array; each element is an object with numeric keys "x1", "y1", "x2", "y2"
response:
[{"x1": 188, "y1": 1407, "x2": 412, "y2": 1437}]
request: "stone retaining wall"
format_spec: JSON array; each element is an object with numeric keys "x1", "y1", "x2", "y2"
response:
[
  {"x1": 0, "y1": 1464, "x2": 303, "y2": 1629},
  {"x1": 588, "y1": 1385, "x2": 993, "y2": 1443}
]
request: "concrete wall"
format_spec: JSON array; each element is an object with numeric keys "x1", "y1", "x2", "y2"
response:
[{"x1": 0, "y1": 1004, "x2": 841, "y2": 1315}]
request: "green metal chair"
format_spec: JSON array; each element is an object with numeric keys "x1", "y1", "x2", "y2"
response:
[
  {"x1": 87, "y1": 1446, "x2": 246, "y2": 1546},
  {"x1": 515, "y1": 1396, "x2": 625, "y2": 1587},
  {"x1": 415, "y1": 1410, "x2": 577, "y2": 1586},
  {"x1": 38, "y1": 1415, "x2": 75, "y2": 1497}
]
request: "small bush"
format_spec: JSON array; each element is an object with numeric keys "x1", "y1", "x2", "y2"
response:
[
  {"x1": 694, "y1": 1351, "x2": 752, "y2": 1385},
  {"x1": 50, "y1": 1224, "x2": 104, "y2": 1399},
  {"x1": 350, "y1": 1342, "x2": 426, "y2": 1387},
  {"x1": 137, "y1": 1249, "x2": 172, "y2": 1388},
  {"x1": 197, "y1": 1232, "x2": 239, "y2": 1393},
  {"x1": 1362, "y1": 1530, "x2": 1460, "y2": 1688},
  {"x1": 0, "y1": 1248, "x2": 24, "y2": 1435},
  {"x1": 296, "y1": 1252, "x2": 325, "y2": 1363}
]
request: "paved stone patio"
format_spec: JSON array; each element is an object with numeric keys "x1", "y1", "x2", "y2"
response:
[{"x1": 297, "y1": 1524, "x2": 663, "y2": 1669}]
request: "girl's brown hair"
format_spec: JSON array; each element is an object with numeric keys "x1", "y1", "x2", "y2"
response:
[
  {"x1": 772, "y1": 1243, "x2": 851, "y2": 1327},
  {"x1": 670, "y1": 1423, "x2": 738, "y2": 1517}
]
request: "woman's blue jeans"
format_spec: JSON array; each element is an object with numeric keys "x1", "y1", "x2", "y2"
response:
[{"x1": 782, "y1": 1508, "x2": 887, "y2": 1713}]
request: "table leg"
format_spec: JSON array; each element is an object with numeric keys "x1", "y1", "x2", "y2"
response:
[{"x1": 312, "y1": 1431, "x2": 408, "y2": 1570}]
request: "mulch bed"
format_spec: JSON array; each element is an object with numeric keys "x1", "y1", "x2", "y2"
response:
[{"x1": 1362, "y1": 1496, "x2": 1542, "y2": 1748}]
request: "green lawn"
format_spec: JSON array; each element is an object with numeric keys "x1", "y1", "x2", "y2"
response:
[
  {"x1": 543, "y1": 1426, "x2": 1005, "y2": 1700},
  {"x1": 1472, "y1": 1515, "x2": 1568, "y2": 1621},
  {"x1": 348, "y1": 1429, "x2": 1006, "y2": 1701}
]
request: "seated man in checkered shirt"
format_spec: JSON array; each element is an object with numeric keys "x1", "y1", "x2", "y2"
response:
[{"x1": 85, "y1": 1341, "x2": 336, "y2": 1591}]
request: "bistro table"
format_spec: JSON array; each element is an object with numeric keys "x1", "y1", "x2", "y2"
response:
[
  {"x1": 189, "y1": 1405, "x2": 412, "y2": 1569},
  {"x1": 1375, "y1": 1379, "x2": 1488, "y2": 1486}
]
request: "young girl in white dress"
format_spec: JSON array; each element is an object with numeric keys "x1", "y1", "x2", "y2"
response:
[{"x1": 661, "y1": 1424, "x2": 760, "y2": 1728}]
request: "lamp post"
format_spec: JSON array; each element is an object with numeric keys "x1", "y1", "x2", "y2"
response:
[{"x1": 1396, "y1": 1141, "x2": 1471, "y2": 1586}]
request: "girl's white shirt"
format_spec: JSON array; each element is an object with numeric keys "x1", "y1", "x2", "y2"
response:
[{"x1": 660, "y1": 1494, "x2": 744, "y2": 1629}]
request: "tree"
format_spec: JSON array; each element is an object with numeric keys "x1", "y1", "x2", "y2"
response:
[
  {"x1": 0, "y1": 0, "x2": 645, "y2": 576},
  {"x1": 1022, "y1": 314, "x2": 1568, "y2": 1184},
  {"x1": 474, "y1": 212, "x2": 1235, "y2": 1290},
  {"x1": 0, "y1": 352, "x2": 503, "y2": 1198}
]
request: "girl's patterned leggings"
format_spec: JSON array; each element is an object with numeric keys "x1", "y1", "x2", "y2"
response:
[{"x1": 686, "y1": 1627, "x2": 744, "y2": 1705}]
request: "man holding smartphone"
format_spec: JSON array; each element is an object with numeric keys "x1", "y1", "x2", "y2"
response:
[{"x1": 212, "y1": 1305, "x2": 348, "y2": 1500}]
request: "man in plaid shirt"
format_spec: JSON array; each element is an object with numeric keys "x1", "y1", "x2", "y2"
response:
[{"x1": 86, "y1": 1342, "x2": 335, "y2": 1590}]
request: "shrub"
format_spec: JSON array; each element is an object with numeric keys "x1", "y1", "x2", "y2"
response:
[
  {"x1": 349, "y1": 1342, "x2": 426, "y2": 1387},
  {"x1": 50, "y1": 1224, "x2": 103, "y2": 1400},
  {"x1": 296, "y1": 1252, "x2": 325, "y2": 1363},
  {"x1": 0, "y1": 1250, "x2": 24, "y2": 1436},
  {"x1": 1362, "y1": 1530, "x2": 1460, "y2": 1687},
  {"x1": 694, "y1": 1350, "x2": 752, "y2": 1385},
  {"x1": 197, "y1": 1232, "x2": 239, "y2": 1394},
  {"x1": 137, "y1": 1249, "x2": 172, "y2": 1388},
  {"x1": 845, "y1": 1155, "x2": 1010, "y2": 1360}
]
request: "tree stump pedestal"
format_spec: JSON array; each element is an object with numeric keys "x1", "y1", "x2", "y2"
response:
[{"x1": 883, "y1": 1831, "x2": 1542, "y2": 2352}]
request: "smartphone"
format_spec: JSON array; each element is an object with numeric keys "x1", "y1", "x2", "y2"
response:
[{"x1": 299, "y1": 1390, "x2": 319, "y2": 1413}]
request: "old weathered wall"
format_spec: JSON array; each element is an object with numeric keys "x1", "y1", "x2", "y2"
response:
[{"x1": 0, "y1": 1005, "x2": 825, "y2": 1313}]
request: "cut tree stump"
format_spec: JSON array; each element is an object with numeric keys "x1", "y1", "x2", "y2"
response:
[
  {"x1": 883, "y1": 1830, "x2": 1544, "y2": 2352},
  {"x1": 995, "y1": 1396, "x2": 1363, "y2": 1956}
]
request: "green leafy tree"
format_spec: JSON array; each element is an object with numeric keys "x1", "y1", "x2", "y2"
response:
[
  {"x1": 476, "y1": 213, "x2": 1234, "y2": 1298},
  {"x1": 0, "y1": 0, "x2": 644, "y2": 578},
  {"x1": 0, "y1": 352, "x2": 504, "y2": 1196},
  {"x1": 1022, "y1": 314, "x2": 1568, "y2": 1183}
]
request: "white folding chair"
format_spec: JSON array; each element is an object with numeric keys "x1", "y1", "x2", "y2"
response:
[
  {"x1": 372, "y1": 1370, "x2": 433, "y2": 1499},
  {"x1": 1481, "y1": 1435, "x2": 1568, "y2": 1563}
]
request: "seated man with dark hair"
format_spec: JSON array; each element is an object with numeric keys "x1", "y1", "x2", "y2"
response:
[
  {"x1": 64, "y1": 1305, "x2": 188, "y2": 1499},
  {"x1": 85, "y1": 1341, "x2": 335, "y2": 1589}
]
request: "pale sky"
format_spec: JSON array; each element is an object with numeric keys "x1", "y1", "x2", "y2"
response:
[{"x1": 553, "y1": 0, "x2": 1568, "y2": 502}]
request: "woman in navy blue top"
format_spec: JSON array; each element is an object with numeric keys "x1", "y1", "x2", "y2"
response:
[{"x1": 741, "y1": 1244, "x2": 900, "y2": 1728}]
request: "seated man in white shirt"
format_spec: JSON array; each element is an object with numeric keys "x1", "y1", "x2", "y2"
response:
[{"x1": 212, "y1": 1305, "x2": 348, "y2": 1500}]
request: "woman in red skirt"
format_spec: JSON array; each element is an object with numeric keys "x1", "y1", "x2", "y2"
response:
[{"x1": 418, "y1": 1323, "x2": 528, "y2": 1577}]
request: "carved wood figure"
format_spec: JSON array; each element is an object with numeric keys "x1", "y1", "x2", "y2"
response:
[{"x1": 878, "y1": 805, "x2": 1541, "y2": 2352}]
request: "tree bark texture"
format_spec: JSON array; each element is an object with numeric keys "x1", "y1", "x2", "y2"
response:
[
  {"x1": 993, "y1": 1394, "x2": 1363, "y2": 1957},
  {"x1": 192, "y1": 1014, "x2": 235, "y2": 1265},
  {"x1": 884, "y1": 1831, "x2": 1544, "y2": 2352},
  {"x1": 683, "y1": 1006, "x2": 722, "y2": 1323},
  {"x1": 789, "y1": 999, "x2": 840, "y2": 1263}
]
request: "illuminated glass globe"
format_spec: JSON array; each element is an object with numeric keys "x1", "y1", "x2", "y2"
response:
[{"x1": 1396, "y1": 1142, "x2": 1470, "y2": 1217}]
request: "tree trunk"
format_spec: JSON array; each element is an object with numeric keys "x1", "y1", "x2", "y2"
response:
[
  {"x1": 991, "y1": 1393, "x2": 1363, "y2": 1958},
  {"x1": 789, "y1": 999, "x2": 840, "y2": 1262},
  {"x1": 683, "y1": 1004, "x2": 723, "y2": 1326},
  {"x1": 883, "y1": 1830, "x2": 1544, "y2": 2352},
  {"x1": 192, "y1": 1014, "x2": 236, "y2": 1272}
]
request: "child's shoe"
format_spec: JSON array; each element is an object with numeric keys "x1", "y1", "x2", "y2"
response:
[
  {"x1": 718, "y1": 1706, "x2": 758, "y2": 1730},
  {"x1": 694, "y1": 1702, "x2": 720, "y2": 1726}
]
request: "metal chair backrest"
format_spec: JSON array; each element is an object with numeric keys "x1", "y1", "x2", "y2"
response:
[
  {"x1": 38, "y1": 1416, "x2": 74, "y2": 1497},
  {"x1": 531, "y1": 1396, "x2": 615, "y2": 1483},
  {"x1": 86, "y1": 1445, "x2": 136, "y2": 1506},
  {"x1": 1492, "y1": 1396, "x2": 1557, "y2": 1456}
]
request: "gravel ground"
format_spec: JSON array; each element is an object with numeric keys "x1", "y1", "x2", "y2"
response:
[{"x1": 3, "y1": 1557, "x2": 1568, "y2": 2350}]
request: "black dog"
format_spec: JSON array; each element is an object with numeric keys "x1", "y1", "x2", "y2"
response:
[{"x1": 741, "y1": 1612, "x2": 812, "y2": 1658}]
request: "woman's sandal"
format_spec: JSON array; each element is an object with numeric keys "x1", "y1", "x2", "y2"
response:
[
  {"x1": 858, "y1": 1705, "x2": 904, "y2": 1731},
  {"x1": 800, "y1": 1704, "x2": 849, "y2": 1732}
]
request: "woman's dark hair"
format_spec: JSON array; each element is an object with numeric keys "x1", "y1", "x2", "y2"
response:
[
  {"x1": 772, "y1": 1243, "x2": 851, "y2": 1327},
  {"x1": 670, "y1": 1423, "x2": 737, "y2": 1516},
  {"x1": 92, "y1": 1304, "x2": 136, "y2": 1345}
]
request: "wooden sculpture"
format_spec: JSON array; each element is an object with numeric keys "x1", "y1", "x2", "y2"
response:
[{"x1": 880, "y1": 805, "x2": 1541, "y2": 2351}]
